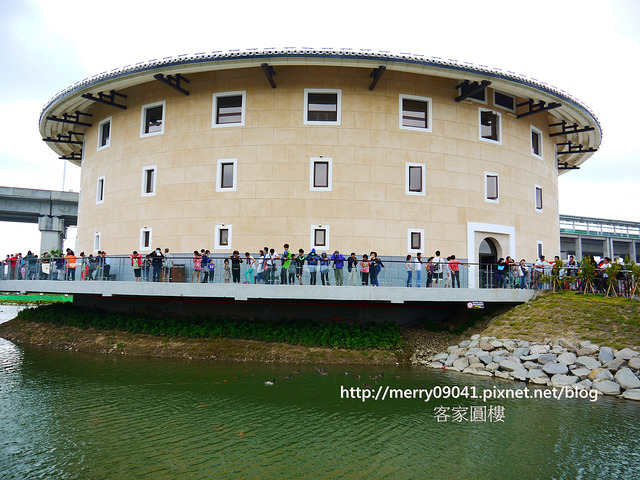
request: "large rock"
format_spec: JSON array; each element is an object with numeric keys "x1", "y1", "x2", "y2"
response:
[
  {"x1": 558, "y1": 338, "x2": 576, "y2": 351},
  {"x1": 444, "y1": 353, "x2": 459, "y2": 367},
  {"x1": 499, "y1": 360, "x2": 522, "y2": 372},
  {"x1": 466, "y1": 347, "x2": 485, "y2": 357},
  {"x1": 589, "y1": 368, "x2": 614, "y2": 382},
  {"x1": 615, "y1": 368, "x2": 640, "y2": 390},
  {"x1": 530, "y1": 344, "x2": 550, "y2": 355},
  {"x1": 551, "y1": 345, "x2": 567, "y2": 355},
  {"x1": 629, "y1": 358, "x2": 640, "y2": 370},
  {"x1": 520, "y1": 353, "x2": 541, "y2": 361},
  {"x1": 615, "y1": 348, "x2": 639, "y2": 360},
  {"x1": 432, "y1": 353, "x2": 448, "y2": 362},
  {"x1": 621, "y1": 389, "x2": 640, "y2": 401},
  {"x1": 530, "y1": 376, "x2": 550, "y2": 386},
  {"x1": 453, "y1": 357, "x2": 470, "y2": 370},
  {"x1": 494, "y1": 370, "x2": 510, "y2": 379},
  {"x1": 480, "y1": 341, "x2": 495, "y2": 352},
  {"x1": 503, "y1": 340, "x2": 517, "y2": 352},
  {"x1": 462, "y1": 366, "x2": 478, "y2": 375},
  {"x1": 598, "y1": 347, "x2": 615, "y2": 364},
  {"x1": 513, "y1": 347, "x2": 530, "y2": 358},
  {"x1": 543, "y1": 363, "x2": 569, "y2": 375},
  {"x1": 551, "y1": 374, "x2": 579, "y2": 387},
  {"x1": 527, "y1": 369, "x2": 548, "y2": 380},
  {"x1": 537, "y1": 353, "x2": 558, "y2": 365},
  {"x1": 517, "y1": 340, "x2": 530, "y2": 348},
  {"x1": 576, "y1": 356, "x2": 600, "y2": 370},
  {"x1": 467, "y1": 355, "x2": 479, "y2": 366},
  {"x1": 476, "y1": 370, "x2": 493, "y2": 377},
  {"x1": 468, "y1": 340, "x2": 479, "y2": 348},
  {"x1": 459, "y1": 340, "x2": 471, "y2": 348},
  {"x1": 490, "y1": 340, "x2": 504, "y2": 349},
  {"x1": 577, "y1": 379, "x2": 593, "y2": 390},
  {"x1": 524, "y1": 361, "x2": 543, "y2": 370},
  {"x1": 603, "y1": 358, "x2": 627, "y2": 372},
  {"x1": 430, "y1": 362, "x2": 444, "y2": 369},
  {"x1": 511, "y1": 368, "x2": 528, "y2": 381},
  {"x1": 577, "y1": 344, "x2": 599, "y2": 356},
  {"x1": 447, "y1": 345, "x2": 458, "y2": 353},
  {"x1": 558, "y1": 352, "x2": 577, "y2": 365},
  {"x1": 478, "y1": 355, "x2": 493, "y2": 365},
  {"x1": 571, "y1": 368, "x2": 592, "y2": 380},
  {"x1": 485, "y1": 362, "x2": 500, "y2": 373},
  {"x1": 593, "y1": 380, "x2": 621, "y2": 396},
  {"x1": 471, "y1": 334, "x2": 480, "y2": 341},
  {"x1": 579, "y1": 340, "x2": 592, "y2": 348}
]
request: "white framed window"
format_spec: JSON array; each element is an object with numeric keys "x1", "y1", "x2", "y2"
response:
[
  {"x1": 141, "y1": 165, "x2": 157, "y2": 197},
  {"x1": 214, "y1": 224, "x2": 232, "y2": 250},
  {"x1": 493, "y1": 91, "x2": 516, "y2": 113},
  {"x1": 479, "y1": 108, "x2": 502, "y2": 145},
  {"x1": 140, "y1": 100, "x2": 166, "y2": 137},
  {"x1": 535, "y1": 185, "x2": 543, "y2": 212},
  {"x1": 96, "y1": 175, "x2": 105, "y2": 204},
  {"x1": 484, "y1": 172, "x2": 499, "y2": 203},
  {"x1": 98, "y1": 117, "x2": 111, "y2": 150},
  {"x1": 310, "y1": 157, "x2": 332, "y2": 191},
  {"x1": 399, "y1": 95, "x2": 432, "y2": 132},
  {"x1": 212, "y1": 91, "x2": 246, "y2": 128},
  {"x1": 216, "y1": 158, "x2": 238, "y2": 192},
  {"x1": 531, "y1": 126, "x2": 543, "y2": 159},
  {"x1": 93, "y1": 232, "x2": 101, "y2": 253},
  {"x1": 408, "y1": 228, "x2": 424, "y2": 253},
  {"x1": 311, "y1": 224, "x2": 330, "y2": 251},
  {"x1": 537, "y1": 241, "x2": 544, "y2": 259},
  {"x1": 406, "y1": 162, "x2": 426, "y2": 196},
  {"x1": 304, "y1": 89, "x2": 341, "y2": 125},
  {"x1": 140, "y1": 227, "x2": 152, "y2": 251}
]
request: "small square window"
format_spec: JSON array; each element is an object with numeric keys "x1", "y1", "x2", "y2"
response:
[
  {"x1": 399, "y1": 95, "x2": 432, "y2": 132},
  {"x1": 310, "y1": 157, "x2": 332, "y2": 191},
  {"x1": 493, "y1": 91, "x2": 515, "y2": 112},
  {"x1": 406, "y1": 163, "x2": 426, "y2": 196},
  {"x1": 94, "y1": 232, "x2": 101, "y2": 253},
  {"x1": 142, "y1": 166, "x2": 157, "y2": 197},
  {"x1": 140, "y1": 228, "x2": 152, "y2": 251},
  {"x1": 304, "y1": 89, "x2": 341, "y2": 125},
  {"x1": 531, "y1": 126, "x2": 543, "y2": 158},
  {"x1": 311, "y1": 224, "x2": 330, "y2": 250},
  {"x1": 216, "y1": 158, "x2": 237, "y2": 192},
  {"x1": 485, "y1": 173, "x2": 499, "y2": 203},
  {"x1": 140, "y1": 101, "x2": 166, "y2": 137},
  {"x1": 98, "y1": 117, "x2": 111, "y2": 150},
  {"x1": 215, "y1": 224, "x2": 232, "y2": 250},
  {"x1": 212, "y1": 91, "x2": 246, "y2": 127},
  {"x1": 479, "y1": 109, "x2": 501, "y2": 144},
  {"x1": 408, "y1": 229, "x2": 424, "y2": 252},
  {"x1": 96, "y1": 176, "x2": 105, "y2": 204},
  {"x1": 535, "y1": 185, "x2": 543, "y2": 212}
]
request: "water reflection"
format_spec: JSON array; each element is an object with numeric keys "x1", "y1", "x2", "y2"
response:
[{"x1": 0, "y1": 332, "x2": 640, "y2": 478}]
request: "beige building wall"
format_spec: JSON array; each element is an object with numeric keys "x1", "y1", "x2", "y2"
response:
[{"x1": 78, "y1": 66, "x2": 559, "y2": 261}]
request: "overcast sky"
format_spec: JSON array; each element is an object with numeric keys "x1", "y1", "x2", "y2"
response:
[{"x1": 1, "y1": 0, "x2": 638, "y2": 256}]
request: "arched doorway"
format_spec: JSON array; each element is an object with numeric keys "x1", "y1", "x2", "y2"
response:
[{"x1": 479, "y1": 237, "x2": 498, "y2": 288}]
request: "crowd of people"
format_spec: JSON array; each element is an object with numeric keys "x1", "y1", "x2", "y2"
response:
[{"x1": 3, "y1": 245, "x2": 635, "y2": 292}]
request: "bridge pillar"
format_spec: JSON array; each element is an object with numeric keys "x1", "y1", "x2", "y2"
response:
[{"x1": 38, "y1": 216, "x2": 66, "y2": 254}]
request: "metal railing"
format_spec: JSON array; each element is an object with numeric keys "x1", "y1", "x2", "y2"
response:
[{"x1": 0, "y1": 254, "x2": 559, "y2": 290}]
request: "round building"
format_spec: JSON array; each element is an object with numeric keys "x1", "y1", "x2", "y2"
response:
[{"x1": 39, "y1": 48, "x2": 601, "y2": 283}]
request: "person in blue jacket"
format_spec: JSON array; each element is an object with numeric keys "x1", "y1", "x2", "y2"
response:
[
  {"x1": 331, "y1": 250, "x2": 346, "y2": 286},
  {"x1": 306, "y1": 248, "x2": 319, "y2": 285},
  {"x1": 319, "y1": 252, "x2": 330, "y2": 286}
]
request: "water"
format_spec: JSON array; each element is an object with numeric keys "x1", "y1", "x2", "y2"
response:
[{"x1": 1, "y1": 306, "x2": 640, "y2": 479}]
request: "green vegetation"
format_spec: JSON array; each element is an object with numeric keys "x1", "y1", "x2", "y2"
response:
[
  {"x1": 480, "y1": 290, "x2": 640, "y2": 350},
  {"x1": 16, "y1": 303, "x2": 402, "y2": 350},
  {"x1": 0, "y1": 294, "x2": 72, "y2": 304}
]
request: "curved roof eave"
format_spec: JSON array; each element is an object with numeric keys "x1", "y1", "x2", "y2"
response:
[{"x1": 40, "y1": 48, "x2": 602, "y2": 170}]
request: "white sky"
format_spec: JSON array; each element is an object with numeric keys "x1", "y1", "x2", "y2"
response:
[{"x1": 1, "y1": 0, "x2": 639, "y2": 256}]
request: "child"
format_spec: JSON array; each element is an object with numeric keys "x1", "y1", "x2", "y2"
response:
[
  {"x1": 288, "y1": 254, "x2": 297, "y2": 284},
  {"x1": 361, "y1": 254, "x2": 370, "y2": 286},
  {"x1": 223, "y1": 258, "x2": 231, "y2": 283}
]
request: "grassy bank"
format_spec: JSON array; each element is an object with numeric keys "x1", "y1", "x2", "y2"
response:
[
  {"x1": 474, "y1": 291, "x2": 640, "y2": 349},
  {"x1": 0, "y1": 294, "x2": 72, "y2": 304}
]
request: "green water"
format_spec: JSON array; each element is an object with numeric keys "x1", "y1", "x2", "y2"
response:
[{"x1": 1, "y1": 309, "x2": 640, "y2": 479}]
